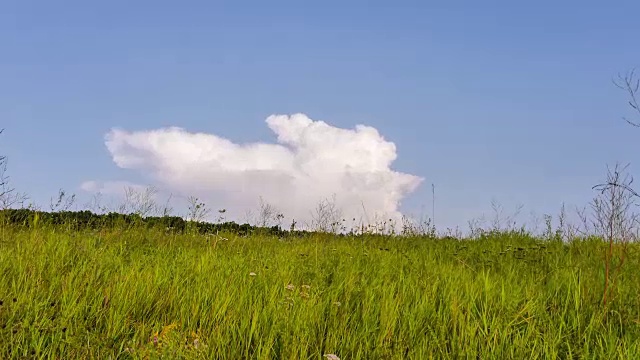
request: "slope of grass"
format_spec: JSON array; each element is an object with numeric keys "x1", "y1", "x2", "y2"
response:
[{"x1": 1, "y1": 225, "x2": 639, "y2": 359}]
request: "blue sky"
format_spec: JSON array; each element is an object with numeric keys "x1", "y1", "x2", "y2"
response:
[{"x1": 2, "y1": 1, "x2": 640, "y2": 231}]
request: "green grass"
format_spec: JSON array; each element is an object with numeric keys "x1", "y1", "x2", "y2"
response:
[{"x1": 1, "y1": 224, "x2": 640, "y2": 359}]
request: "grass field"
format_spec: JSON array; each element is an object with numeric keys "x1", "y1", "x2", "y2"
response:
[{"x1": 1, "y1": 223, "x2": 640, "y2": 359}]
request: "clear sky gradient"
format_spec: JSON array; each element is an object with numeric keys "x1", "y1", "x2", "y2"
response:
[{"x1": 2, "y1": 1, "x2": 640, "y2": 231}]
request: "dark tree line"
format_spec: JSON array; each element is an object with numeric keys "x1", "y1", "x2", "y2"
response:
[{"x1": 0, "y1": 208, "x2": 319, "y2": 237}]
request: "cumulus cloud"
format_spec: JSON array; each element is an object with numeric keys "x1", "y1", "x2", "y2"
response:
[{"x1": 86, "y1": 113, "x2": 423, "y2": 228}]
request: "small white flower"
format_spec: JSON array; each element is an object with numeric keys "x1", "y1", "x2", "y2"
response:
[
  {"x1": 249, "y1": 272, "x2": 257, "y2": 276},
  {"x1": 324, "y1": 354, "x2": 340, "y2": 360},
  {"x1": 285, "y1": 284, "x2": 295, "y2": 291}
]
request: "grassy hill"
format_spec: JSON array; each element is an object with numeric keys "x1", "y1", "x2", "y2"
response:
[{"x1": 0, "y1": 213, "x2": 639, "y2": 359}]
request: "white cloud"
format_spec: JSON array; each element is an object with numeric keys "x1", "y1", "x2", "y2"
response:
[
  {"x1": 86, "y1": 113, "x2": 423, "y2": 228},
  {"x1": 79, "y1": 180, "x2": 148, "y2": 195}
]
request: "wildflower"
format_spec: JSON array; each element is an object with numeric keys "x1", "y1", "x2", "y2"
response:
[
  {"x1": 324, "y1": 354, "x2": 340, "y2": 360},
  {"x1": 285, "y1": 284, "x2": 295, "y2": 291},
  {"x1": 301, "y1": 284, "x2": 311, "y2": 290},
  {"x1": 160, "y1": 323, "x2": 177, "y2": 338},
  {"x1": 249, "y1": 272, "x2": 257, "y2": 276},
  {"x1": 333, "y1": 301, "x2": 341, "y2": 307}
]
